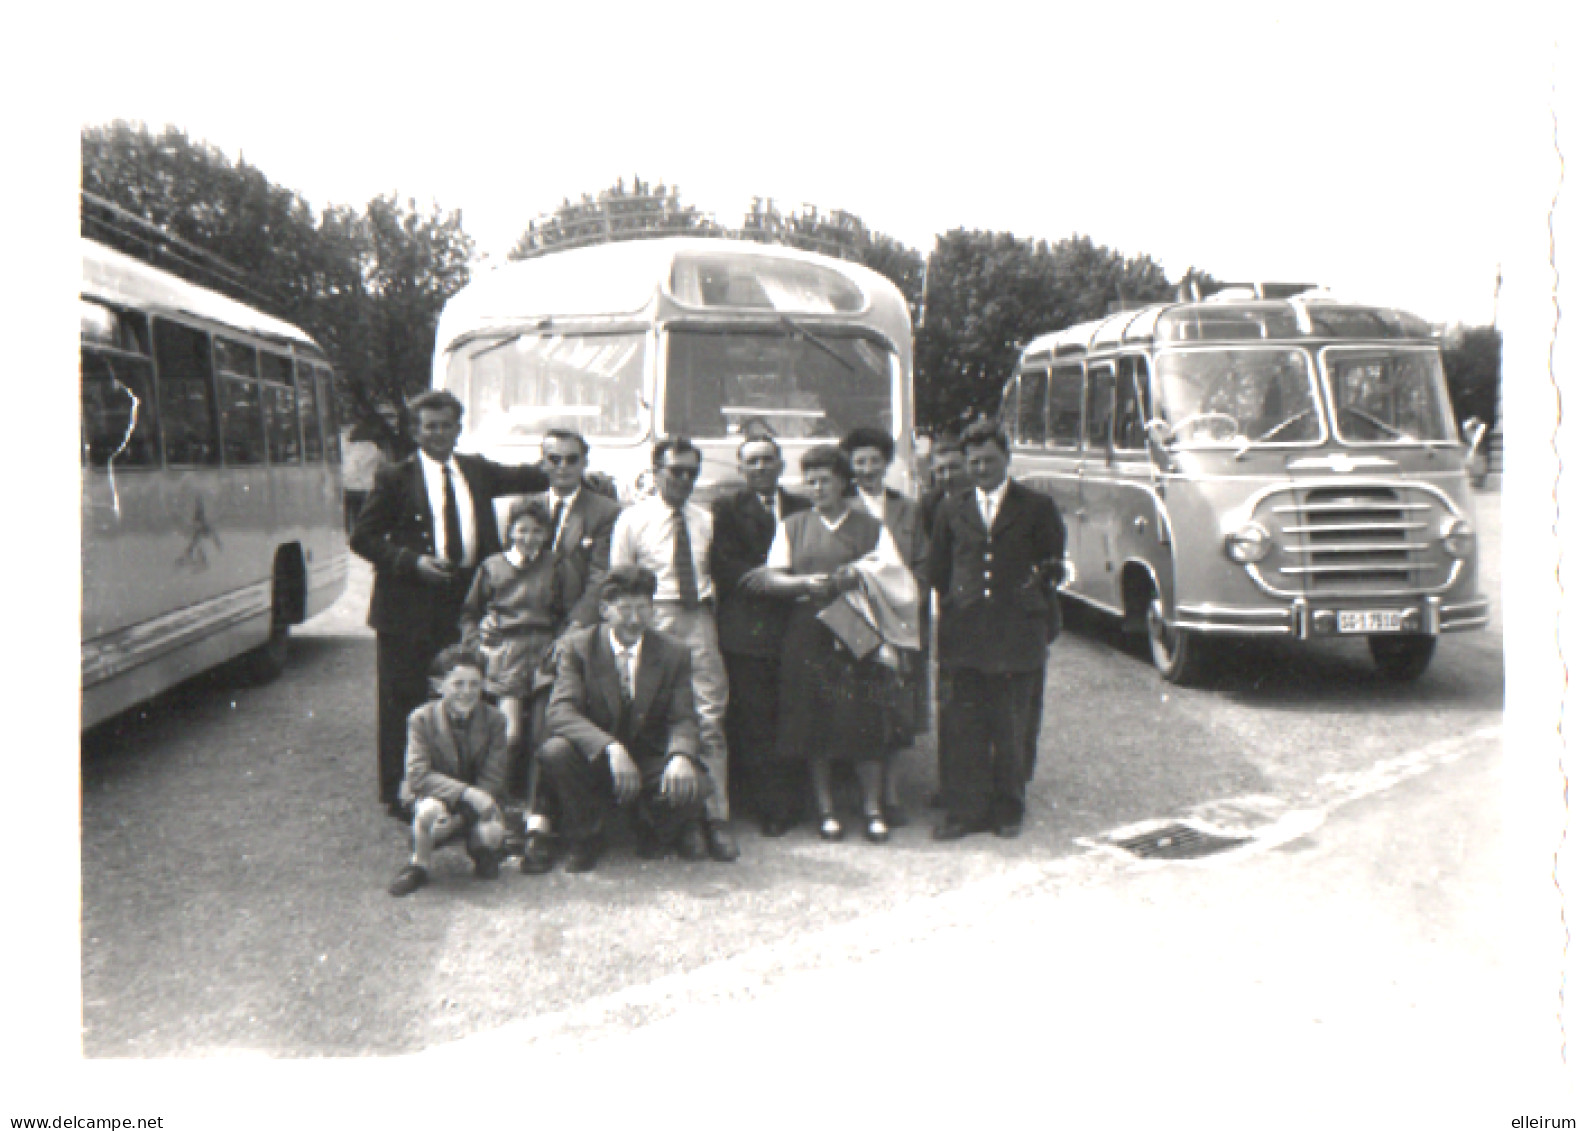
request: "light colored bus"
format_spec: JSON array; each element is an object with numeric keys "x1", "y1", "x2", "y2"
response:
[
  {"x1": 81, "y1": 236, "x2": 348, "y2": 728},
  {"x1": 432, "y1": 237, "x2": 915, "y2": 511},
  {"x1": 1003, "y1": 288, "x2": 1489, "y2": 684}
]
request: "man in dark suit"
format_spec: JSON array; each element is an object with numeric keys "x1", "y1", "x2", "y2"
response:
[
  {"x1": 351, "y1": 389, "x2": 550, "y2": 820},
  {"x1": 710, "y1": 435, "x2": 811, "y2": 836},
  {"x1": 930, "y1": 420, "x2": 1065, "y2": 840},
  {"x1": 532, "y1": 566, "x2": 711, "y2": 872},
  {"x1": 919, "y1": 436, "x2": 969, "y2": 540}
]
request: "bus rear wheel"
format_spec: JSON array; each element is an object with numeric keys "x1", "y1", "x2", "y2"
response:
[
  {"x1": 241, "y1": 577, "x2": 293, "y2": 685},
  {"x1": 1146, "y1": 591, "x2": 1206, "y2": 686},
  {"x1": 1368, "y1": 635, "x2": 1436, "y2": 681}
]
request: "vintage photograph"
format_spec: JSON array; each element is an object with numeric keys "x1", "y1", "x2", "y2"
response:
[{"x1": 28, "y1": 2, "x2": 1577, "y2": 1127}]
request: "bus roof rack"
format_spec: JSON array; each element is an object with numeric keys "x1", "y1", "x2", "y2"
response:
[
  {"x1": 1204, "y1": 282, "x2": 1318, "y2": 302},
  {"x1": 80, "y1": 191, "x2": 272, "y2": 309}
]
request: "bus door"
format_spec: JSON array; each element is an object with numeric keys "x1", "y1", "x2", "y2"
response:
[
  {"x1": 1108, "y1": 354, "x2": 1161, "y2": 590},
  {"x1": 1074, "y1": 360, "x2": 1116, "y2": 607},
  {"x1": 1043, "y1": 361, "x2": 1086, "y2": 577}
]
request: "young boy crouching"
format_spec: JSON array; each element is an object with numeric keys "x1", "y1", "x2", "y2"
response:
[{"x1": 389, "y1": 646, "x2": 511, "y2": 897}]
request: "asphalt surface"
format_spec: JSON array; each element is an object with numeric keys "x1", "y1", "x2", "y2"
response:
[{"x1": 77, "y1": 489, "x2": 1515, "y2": 1087}]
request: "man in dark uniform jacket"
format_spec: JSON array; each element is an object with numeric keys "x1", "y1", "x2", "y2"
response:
[
  {"x1": 929, "y1": 420, "x2": 1065, "y2": 840},
  {"x1": 351, "y1": 389, "x2": 550, "y2": 820},
  {"x1": 710, "y1": 435, "x2": 812, "y2": 836}
]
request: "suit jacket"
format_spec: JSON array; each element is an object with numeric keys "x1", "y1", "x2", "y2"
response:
[
  {"x1": 929, "y1": 478, "x2": 1066, "y2": 672},
  {"x1": 350, "y1": 452, "x2": 549, "y2": 639},
  {"x1": 550, "y1": 488, "x2": 623, "y2": 628},
  {"x1": 547, "y1": 625, "x2": 702, "y2": 770},
  {"x1": 710, "y1": 486, "x2": 812, "y2": 657},
  {"x1": 402, "y1": 699, "x2": 511, "y2": 806}
]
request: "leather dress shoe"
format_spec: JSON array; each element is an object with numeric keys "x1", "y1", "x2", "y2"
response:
[
  {"x1": 705, "y1": 821, "x2": 740, "y2": 862},
  {"x1": 388, "y1": 864, "x2": 428, "y2": 897},
  {"x1": 564, "y1": 840, "x2": 601, "y2": 873},
  {"x1": 520, "y1": 834, "x2": 556, "y2": 875},
  {"x1": 677, "y1": 821, "x2": 710, "y2": 861},
  {"x1": 471, "y1": 846, "x2": 502, "y2": 880},
  {"x1": 932, "y1": 816, "x2": 991, "y2": 842},
  {"x1": 385, "y1": 800, "x2": 413, "y2": 824}
]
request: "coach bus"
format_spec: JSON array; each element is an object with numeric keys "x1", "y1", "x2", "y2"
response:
[
  {"x1": 1003, "y1": 288, "x2": 1489, "y2": 684},
  {"x1": 81, "y1": 236, "x2": 348, "y2": 728},
  {"x1": 432, "y1": 237, "x2": 915, "y2": 513}
]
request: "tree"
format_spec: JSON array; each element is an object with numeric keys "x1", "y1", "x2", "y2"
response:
[
  {"x1": 81, "y1": 122, "x2": 475, "y2": 446},
  {"x1": 1441, "y1": 324, "x2": 1502, "y2": 429},
  {"x1": 508, "y1": 177, "x2": 721, "y2": 259},
  {"x1": 913, "y1": 229, "x2": 1189, "y2": 431}
]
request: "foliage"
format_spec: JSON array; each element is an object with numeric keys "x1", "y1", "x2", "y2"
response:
[
  {"x1": 508, "y1": 177, "x2": 722, "y2": 259},
  {"x1": 914, "y1": 230, "x2": 1193, "y2": 430},
  {"x1": 81, "y1": 122, "x2": 471, "y2": 447},
  {"x1": 1440, "y1": 324, "x2": 1502, "y2": 430}
]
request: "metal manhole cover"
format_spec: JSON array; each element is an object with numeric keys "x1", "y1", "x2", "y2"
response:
[{"x1": 1111, "y1": 821, "x2": 1252, "y2": 860}]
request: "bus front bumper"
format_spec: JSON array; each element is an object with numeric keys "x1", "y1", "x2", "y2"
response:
[{"x1": 1173, "y1": 596, "x2": 1491, "y2": 639}]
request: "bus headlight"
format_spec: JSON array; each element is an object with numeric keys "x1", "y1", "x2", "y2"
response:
[
  {"x1": 1225, "y1": 521, "x2": 1272, "y2": 564},
  {"x1": 1441, "y1": 516, "x2": 1474, "y2": 558}
]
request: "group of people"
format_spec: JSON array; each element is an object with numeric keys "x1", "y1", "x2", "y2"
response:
[{"x1": 350, "y1": 389, "x2": 1066, "y2": 897}]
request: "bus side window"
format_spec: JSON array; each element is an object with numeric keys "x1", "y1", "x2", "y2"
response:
[
  {"x1": 1113, "y1": 355, "x2": 1150, "y2": 451},
  {"x1": 296, "y1": 360, "x2": 324, "y2": 461},
  {"x1": 1016, "y1": 368, "x2": 1047, "y2": 447},
  {"x1": 215, "y1": 338, "x2": 266, "y2": 466},
  {"x1": 1048, "y1": 364, "x2": 1084, "y2": 448},
  {"x1": 318, "y1": 368, "x2": 342, "y2": 464},
  {"x1": 260, "y1": 352, "x2": 301, "y2": 464},
  {"x1": 153, "y1": 319, "x2": 221, "y2": 466},
  {"x1": 1084, "y1": 366, "x2": 1114, "y2": 450},
  {"x1": 81, "y1": 303, "x2": 160, "y2": 468}
]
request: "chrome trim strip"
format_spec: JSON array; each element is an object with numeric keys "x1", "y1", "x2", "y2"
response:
[{"x1": 82, "y1": 581, "x2": 272, "y2": 685}]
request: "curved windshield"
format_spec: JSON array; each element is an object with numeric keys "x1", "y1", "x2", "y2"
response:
[
  {"x1": 445, "y1": 331, "x2": 647, "y2": 444},
  {"x1": 1322, "y1": 348, "x2": 1457, "y2": 444},
  {"x1": 1155, "y1": 347, "x2": 1323, "y2": 447},
  {"x1": 664, "y1": 326, "x2": 895, "y2": 440}
]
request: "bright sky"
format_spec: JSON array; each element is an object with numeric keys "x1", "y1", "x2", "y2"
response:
[{"x1": 74, "y1": 1, "x2": 1550, "y2": 327}]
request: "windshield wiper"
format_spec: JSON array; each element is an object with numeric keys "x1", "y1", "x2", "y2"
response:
[
  {"x1": 780, "y1": 316, "x2": 856, "y2": 374},
  {"x1": 468, "y1": 333, "x2": 522, "y2": 362},
  {"x1": 1233, "y1": 407, "x2": 1317, "y2": 461}
]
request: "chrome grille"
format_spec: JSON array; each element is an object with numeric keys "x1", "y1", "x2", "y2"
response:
[{"x1": 1259, "y1": 486, "x2": 1447, "y2": 595}]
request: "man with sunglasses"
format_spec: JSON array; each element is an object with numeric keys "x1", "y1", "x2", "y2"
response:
[
  {"x1": 516, "y1": 429, "x2": 623, "y2": 872},
  {"x1": 607, "y1": 438, "x2": 738, "y2": 861}
]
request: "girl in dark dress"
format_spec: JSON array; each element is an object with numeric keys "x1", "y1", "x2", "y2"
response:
[
  {"x1": 753, "y1": 446, "x2": 912, "y2": 844},
  {"x1": 459, "y1": 499, "x2": 581, "y2": 756}
]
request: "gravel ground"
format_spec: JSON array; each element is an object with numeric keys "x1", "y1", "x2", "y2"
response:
[{"x1": 79, "y1": 485, "x2": 1503, "y2": 1056}]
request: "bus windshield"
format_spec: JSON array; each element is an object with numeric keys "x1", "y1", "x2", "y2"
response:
[
  {"x1": 1155, "y1": 347, "x2": 1323, "y2": 448},
  {"x1": 664, "y1": 326, "x2": 894, "y2": 440},
  {"x1": 446, "y1": 331, "x2": 646, "y2": 444},
  {"x1": 1323, "y1": 348, "x2": 1457, "y2": 444}
]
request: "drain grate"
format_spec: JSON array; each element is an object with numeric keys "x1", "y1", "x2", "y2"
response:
[{"x1": 1111, "y1": 821, "x2": 1252, "y2": 860}]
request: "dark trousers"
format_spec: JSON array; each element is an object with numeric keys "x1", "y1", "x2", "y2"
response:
[
  {"x1": 375, "y1": 629, "x2": 455, "y2": 804},
  {"x1": 537, "y1": 736, "x2": 702, "y2": 846},
  {"x1": 724, "y1": 652, "x2": 806, "y2": 823},
  {"x1": 938, "y1": 666, "x2": 1045, "y2": 826}
]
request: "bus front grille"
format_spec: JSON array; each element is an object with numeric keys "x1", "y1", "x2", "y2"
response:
[{"x1": 1260, "y1": 486, "x2": 1447, "y2": 595}]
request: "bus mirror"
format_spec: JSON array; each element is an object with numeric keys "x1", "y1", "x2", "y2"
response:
[
  {"x1": 1461, "y1": 417, "x2": 1487, "y2": 457},
  {"x1": 1146, "y1": 419, "x2": 1175, "y2": 469}
]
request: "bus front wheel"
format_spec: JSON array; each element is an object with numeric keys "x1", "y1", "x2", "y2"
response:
[
  {"x1": 1368, "y1": 635, "x2": 1437, "y2": 681},
  {"x1": 1146, "y1": 592, "x2": 1206, "y2": 686}
]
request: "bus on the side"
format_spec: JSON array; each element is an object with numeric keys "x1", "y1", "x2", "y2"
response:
[
  {"x1": 81, "y1": 236, "x2": 348, "y2": 728},
  {"x1": 431, "y1": 236, "x2": 915, "y2": 514},
  {"x1": 1003, "y1": 288, "x2": 1489, "y2": 684}
]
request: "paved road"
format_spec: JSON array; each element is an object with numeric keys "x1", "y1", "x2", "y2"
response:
[{"x1": 79, "y1": 490, "x2": 1508, "y2": 1074}]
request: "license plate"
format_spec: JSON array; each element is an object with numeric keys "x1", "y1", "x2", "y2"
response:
[{"x1": 1337, "y1": 610, "x2": 1401, "y2": 634}]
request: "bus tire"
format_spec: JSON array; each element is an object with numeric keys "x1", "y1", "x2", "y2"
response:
[
  {"x1": 1146, "y1": 591, "x2": 1206, "y2": 686},
  {"x1": 1368, "y1": 635, "x2": 1436, "y2": 681},
  {"x1": 241, "y1": 575, "x2": 293, "y2": 685}
]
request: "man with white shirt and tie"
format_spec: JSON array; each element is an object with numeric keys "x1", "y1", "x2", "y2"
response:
[
  {"x1": 928, "y1": 419, "x2": 1066, "y2": 841},
  {"x1": 608, "y1": 437, "x2": 739, "y2": 862},
  {"x1": 351, "y1": 389, "x2": 551, "y2": 821}
]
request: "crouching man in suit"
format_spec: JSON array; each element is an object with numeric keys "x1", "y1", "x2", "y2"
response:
[
  {"x1": 388, "y1": 646, "x2": 511, "y2": 897},
  {"x1": 529, "y1": 565, "x2": 713, "y2": 873}
]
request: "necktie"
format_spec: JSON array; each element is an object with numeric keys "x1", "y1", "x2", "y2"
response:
[
  {"x1": 759, "y1": 494, "x2": 777, "y2": 521},
  {"x1": 442, "y1": 464, "x2": 464, "y2": 565},
  {"x1": 672, "y1": 507, "x2": 699, "y2": 608},
  {"x1": 550, "y1": 496, "x2": 567, "y2": 550},
  {"x1": 616, "y1": 647, "x2": 635, "y2": 702}
]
